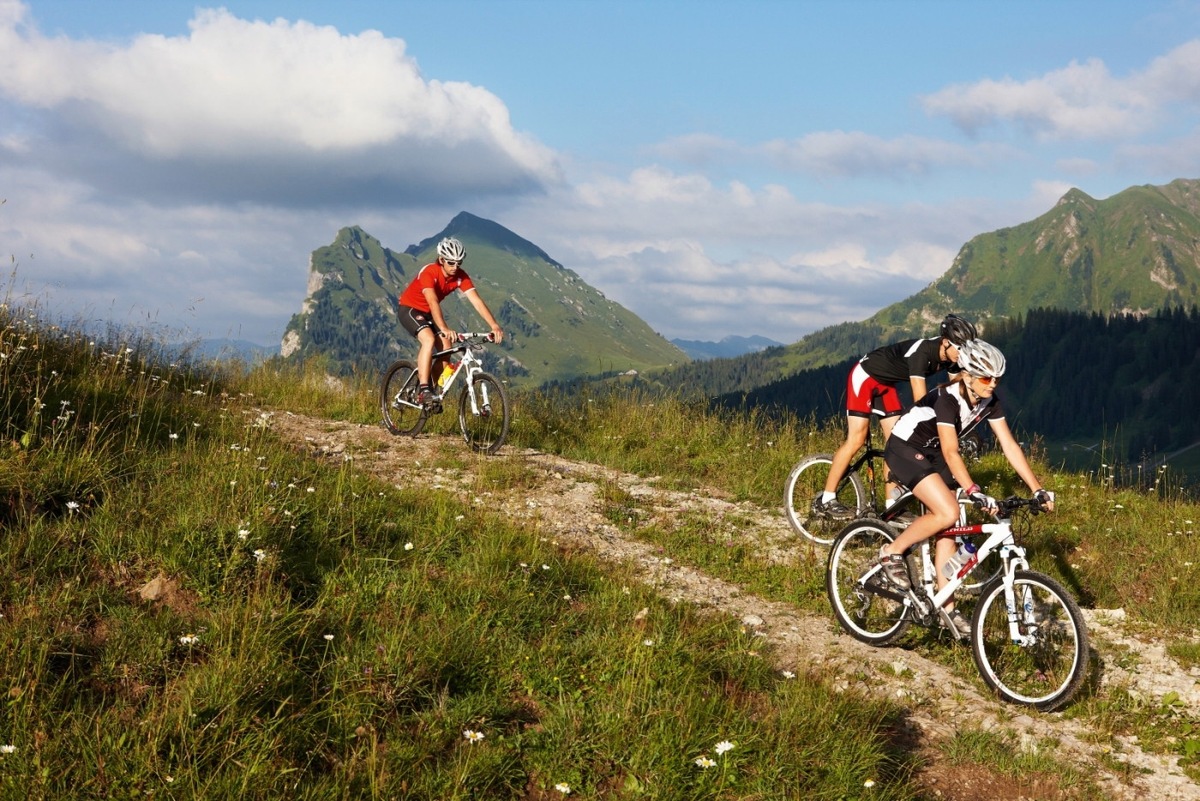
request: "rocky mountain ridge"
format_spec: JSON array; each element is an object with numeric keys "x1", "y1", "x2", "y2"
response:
[{"x1": 280, "y1": 213, "x2": 688, "y2": 384}]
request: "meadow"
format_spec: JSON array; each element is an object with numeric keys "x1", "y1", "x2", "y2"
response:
[{"x1": 2, "y1": 304, "x2": 1199, "y2": 800}]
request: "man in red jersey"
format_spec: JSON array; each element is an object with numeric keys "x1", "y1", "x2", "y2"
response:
[{"x1": 397, "y1": 237, "x2": 504, "y2": 408}]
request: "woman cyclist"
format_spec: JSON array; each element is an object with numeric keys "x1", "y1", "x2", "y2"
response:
[{"x1": 872, "y1": 338, "x2": 1055, "y2": 637}]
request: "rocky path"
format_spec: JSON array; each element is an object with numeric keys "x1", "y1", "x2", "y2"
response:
[{"x1": 265, "y1": 410, "x2": 1200, "y2": 801}]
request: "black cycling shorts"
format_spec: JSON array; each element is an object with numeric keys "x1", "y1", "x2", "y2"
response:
[
  {"x1": 883, "y1": 437, "x2": 955, "y2": 493},
  {"x1": 397, "y1": 305, "x2": 441, "y2": 339}
]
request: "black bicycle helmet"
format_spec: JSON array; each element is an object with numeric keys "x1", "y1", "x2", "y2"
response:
[{"x1": 940, "y1": 313, "x2": 977, "y2": 346}]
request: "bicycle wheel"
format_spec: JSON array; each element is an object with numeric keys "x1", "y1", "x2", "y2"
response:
[
  {"x1": 458, "y1": 371, "x2": 509, "y2": 454},
  {"x1": 971, "y1": 570, "x2": 1089, "y2": 711},
  {"x1": 785, "y1": 454, "x2": 867, "y2": 546},
  {"x1": 381, "y1": 359, "x2": 428, "y2": 436},
  {"x1": 827, "y1": 520, "x2": 910, "y2": 645}
]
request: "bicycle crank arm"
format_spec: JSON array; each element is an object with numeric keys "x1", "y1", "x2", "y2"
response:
[{"x1": 857, "y1": 580, "x2": 909, "y2": 605}]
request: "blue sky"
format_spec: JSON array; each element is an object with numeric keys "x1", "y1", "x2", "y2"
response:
[{"x1": 4, "y1": 0, "x2": 1200, "y2": 348}]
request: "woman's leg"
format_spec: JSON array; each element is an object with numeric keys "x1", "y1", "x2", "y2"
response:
[{"x1": 883, "y1": 473, "x2": 959, "y2": 557}]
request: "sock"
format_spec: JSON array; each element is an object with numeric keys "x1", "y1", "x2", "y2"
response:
[{"x1": 821, "y1": 491, "x2": 836, "y2": 503}]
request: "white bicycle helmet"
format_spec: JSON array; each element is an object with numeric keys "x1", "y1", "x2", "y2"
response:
[
  {"x1": 436, "y1": 237, "x2": 466, "y2": 262},
  {"x1": 956, "y1": 338, "x2": 1006, "y2": 378}
]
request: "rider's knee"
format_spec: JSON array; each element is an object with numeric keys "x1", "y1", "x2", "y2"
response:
[{"x1": 931, "y1": 508, "x2": 960, "y2": 529}]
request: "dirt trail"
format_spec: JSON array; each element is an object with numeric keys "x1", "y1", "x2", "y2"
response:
[{"x1": 264, "y1": 410, "x2": 1200, "y2": 801}]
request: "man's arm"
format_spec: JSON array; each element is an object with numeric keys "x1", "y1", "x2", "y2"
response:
[
  {"x1": 464, "y1": 289, "x2": 504, "y2": 343},
  {"x1": 422, "y1": 288, "x2": 456, "y2": 343}
]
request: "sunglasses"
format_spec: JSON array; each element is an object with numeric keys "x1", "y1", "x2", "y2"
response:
[
  {"x1": 442, "y1": 259, "x2": 462, "y2": 267},
  {"x1": 971, "y1": 374, "x2": 998, "y2": 385}
]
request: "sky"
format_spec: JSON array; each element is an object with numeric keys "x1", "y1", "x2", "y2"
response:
[{"x1": 4, "y1": 0, "x2": 1200, "y2": 348}]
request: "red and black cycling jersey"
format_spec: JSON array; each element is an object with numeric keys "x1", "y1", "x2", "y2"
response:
[
  {"x1": 858, "y1": 337, "x2": 956, "y2": 385},
  {"x1": 398, "y1": 263, "x2": 476, "y2": 313},
  {"x1": 888, "y1": 380, "x2": 1005, "y2": 454}
]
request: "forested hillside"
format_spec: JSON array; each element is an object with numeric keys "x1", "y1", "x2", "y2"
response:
[
  {"x1": 729, "y1": 307, "x2": 1200, "y2": 469},
  {"x1": 653, "y1": 178, "x2": 1200, "y2": 400}
]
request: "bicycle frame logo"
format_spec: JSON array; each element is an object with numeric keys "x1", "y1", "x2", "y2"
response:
[{"x1": 940, "y1": 523, "x2": 983, "y2": 580}]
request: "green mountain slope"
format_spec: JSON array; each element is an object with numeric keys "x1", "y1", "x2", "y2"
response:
[
  {"x1": 656, "y1": 177, "x2": 1200, "y2": 395},
  {"x1": 280, "y1": 212, "x2": 688, "y2": 383},
  {"x1": 875, "y1": 178, "x2": 1200, "y2": 332}
]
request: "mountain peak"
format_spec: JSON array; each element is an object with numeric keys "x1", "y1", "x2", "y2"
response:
[
  {"x1": 405, "y1": 211, "x2": 562, "y2": 268},
  {"x1": 283, "y1": 215, "x2": 686, "y2": 382},
  {"x1": 1055, "y1": 187, "x2": 1095, "y2": 208}
]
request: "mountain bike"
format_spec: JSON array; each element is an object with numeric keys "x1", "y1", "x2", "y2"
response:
[
  {"x1": 784, "y1": 428, "x2": 982, "y2": 545},
  {"x1": 826, "y1": 493, "x2": 1089, "y2": 711},
  {"x1": 380, "y1": 332, "x2": 510, "y2": 454}
]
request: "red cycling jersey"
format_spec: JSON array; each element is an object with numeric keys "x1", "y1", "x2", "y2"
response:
[{"x1": 398, "y1": 263, "x2": 476, "y2": 312}]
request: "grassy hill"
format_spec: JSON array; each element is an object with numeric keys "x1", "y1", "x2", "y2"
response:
[
  {"x1": 5, "y1": 305, "x2": 1200, "y2": 796},
  {"x1": 280, "y1": 213, "x2": 688, "y2": 384}
]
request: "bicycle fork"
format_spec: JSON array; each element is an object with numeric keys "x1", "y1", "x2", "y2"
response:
[
  {"x1": 991, "y1": 548, "x2": 1041, "y2": 646},
  {"x1": 464, "y1": 373, "x2": 492, "y2": 417}
]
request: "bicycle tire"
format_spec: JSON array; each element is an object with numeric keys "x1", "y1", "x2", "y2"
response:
[
  {"x1": 458, "y1": 371, "x2": 509, "y2": 454},
  {"x1": 971, "y1": 570, "x2": 1089, "y2": 711},
  {"x1": 827, "y1": 520, "x2": 910, "y2": 645},
  {"x1": 380, "y1": 359, "x2": 427, "y2": 436},
  {"x1": 785, "y1": 454, "x2": 866, "y2": 546}
]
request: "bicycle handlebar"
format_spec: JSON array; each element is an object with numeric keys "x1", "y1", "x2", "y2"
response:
[
  {"x1": 455, "y1": 332, "x2": 496, "y2": 343},
  {"x1": 972, "y1": 495, "x2": 1051, "y2": 517}
]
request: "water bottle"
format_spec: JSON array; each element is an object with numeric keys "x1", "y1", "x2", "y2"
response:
[
  {"x1": 942, "y1": 537, "x2": 978, "y2": 580},
  {"x1": 437, "y1": 362, "x2": 455, "y2": 387}
]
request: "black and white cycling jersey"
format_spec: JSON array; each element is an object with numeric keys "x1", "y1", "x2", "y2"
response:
[
  {"x1": 888, "y1": 380, "x2": 1004, "y2": 453},
  {"x1": 857, "y1": 337, "x2": 957, "y2": 385}
]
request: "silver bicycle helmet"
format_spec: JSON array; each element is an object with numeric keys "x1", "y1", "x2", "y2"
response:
[
  {"x1": 940, "y1": 313, "x2": 977, "y2": 346},
  {"x1": 956, "y1": 338, "x2": 1006, "y2": 378},
  {"x1": 436, "y1": 237, "x2": 466, "y2": 262}
]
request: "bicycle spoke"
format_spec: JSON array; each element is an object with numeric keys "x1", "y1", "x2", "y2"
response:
[
  {"x1": 458, "y1": 372, "x2": 509, "y2": 454},
  {"x1": 785, "y1": 455, "x2": 866, "y2": 546},
  {"x1": 380, "y1": 360, "x2": 427, "y2": 436},
  {"x1": 827, "y1": 521, "x2": 909, "y2": 645},
  {"x1": 972, "y1": 571, "x2": 1089, "y2": 711}
]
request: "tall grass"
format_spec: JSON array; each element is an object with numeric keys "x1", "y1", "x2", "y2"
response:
[
  {"x1": 0, "y1": 309, "x2": 926, "y2": 798},
  {"x1": 6, "y1": 304, "x2": 1200, "y2": 796}
]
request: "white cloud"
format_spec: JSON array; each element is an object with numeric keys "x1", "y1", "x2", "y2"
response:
[
  {"x1": 1055, "y1": 157, "x2": 1100, "y2": 177},
  {"x1": 761, "y1": 131, "x2": 1003, "y2": 177},
  {"x1": 1115, "y1": 129, "x2": 1200, "y2": 177},
  {"x1": 1, "y1": 1, "x2": 1152, "y2": 349},
  {"x1": 1134, "y1": 39, "x2": 1200, "y2": 106},
  {"x1": 651, "y1": 129, "x2": 1013, "y2": 181},
  {"x1": 1029, "y1": 179, "x2": 1078, "y2": 211},
  {"x1": 0, "y1": 2, "x2": 561, "y2": 206},
  {"x1": 648, "y1": 133, "x2": 746, "y2": 165},
  {"x1": 920, "y1": 50, "x2": 1181, "y2": 140}
]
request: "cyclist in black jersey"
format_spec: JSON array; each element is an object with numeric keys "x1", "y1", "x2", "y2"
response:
[
  {"x1": 813, "y1": 314, "x2": 976, "y2": 520},
  {"x1": 872, "y1": 339, "x2": 1055, "y2": 636}
]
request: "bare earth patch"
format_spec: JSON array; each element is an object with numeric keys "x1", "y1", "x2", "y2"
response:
[{"x1": 264, "y1": 410, "x2": 1200, "y2": 801}]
